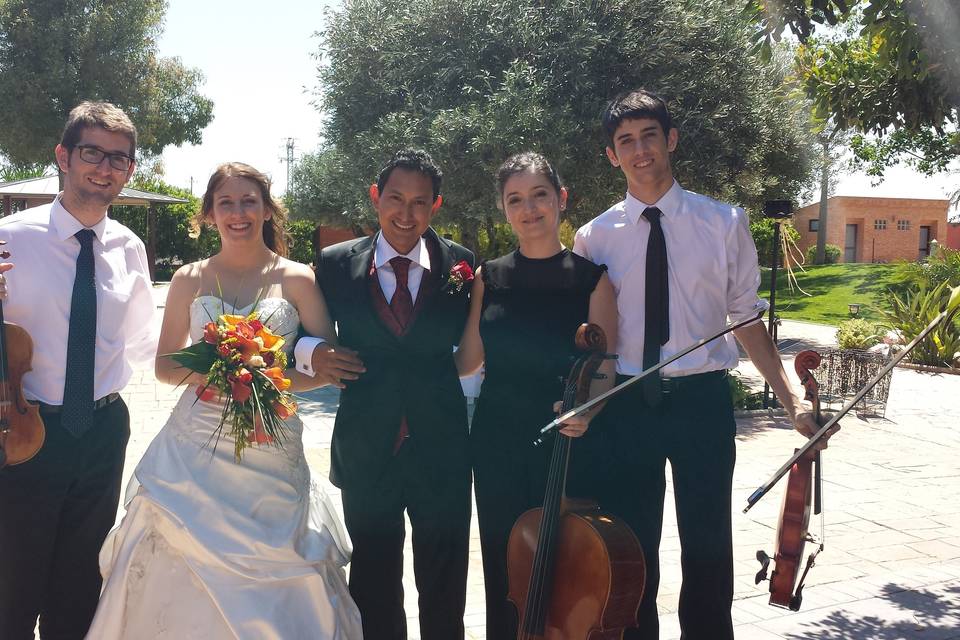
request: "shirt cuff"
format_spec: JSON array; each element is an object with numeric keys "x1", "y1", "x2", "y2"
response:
[{"x1": 294, "y1": 336, "x2": 327, "y2": 377}]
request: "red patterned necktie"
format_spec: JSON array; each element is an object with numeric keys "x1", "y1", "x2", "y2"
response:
[
  {"x1": 389, "y1": 256, "x2": 414, "y2": 331},
  {"x1": 388, "y1": 255, "x2": 414, "y2": 452}
]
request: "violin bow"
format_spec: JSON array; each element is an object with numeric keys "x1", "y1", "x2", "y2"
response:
[
  {"x1": 744, "y1": 285, "x2": 960, "y2": 513},
  {"x1": 535, "y1": 306, "x2": 767, "y2": 446}
]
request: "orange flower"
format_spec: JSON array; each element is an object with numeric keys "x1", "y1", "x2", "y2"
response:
[
  {"x1": 229, "y1": 368, "x2": 253, "y2": 403},
  {"x1": 248, "y1": 415, "x2": 274, "y2": 445},
  {"x1": 220, "y1": 314, "x2": 246, "y2": 328},
  {"x1": 203, "y1": 322, "x2": 220, "y2": 344},
  {"x1": 273, "y1": 399, "x2": 297, "y2": 419},
  {"x1": 263, "y1": 367, "x2": 292, "y2": 391},
  {"x1": 195, "y1": 384, "x2": 218, "y2": 402},
  {"x1": 256, "y1": 328, "x2": 285, "y2": 352},
  {"x1": 234, "y1": 334, "x2": 262, "y2": 365},
  {"x1": 235, "y1": 320, "x2": 257, "y2": 340}
]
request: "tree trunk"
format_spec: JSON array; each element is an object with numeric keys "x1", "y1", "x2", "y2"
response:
[
  {"x1": 459, "y1": 222, "x2": 479, "y2": 258},
  {"x1": 484, "y1": 214, "x2": 499, "y2": 259},
  {"x1": 815, "y1": 137, "x2": 829, "y2": 265}
]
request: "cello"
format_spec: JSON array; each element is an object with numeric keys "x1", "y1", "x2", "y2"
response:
[
  {"x1": 754, "y1": 350, "x2": 824, "y2": 611},
  {"x1": 506, "y1": 323, "x2": 645, "y2": 639},
  {"x1": 0, "y1": 241, "x2": 45, "y2": 469}
]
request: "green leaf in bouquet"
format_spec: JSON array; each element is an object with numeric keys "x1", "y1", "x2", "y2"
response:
[{"x1": 166, "y1": 341, "x2": 218, "y2": 374}]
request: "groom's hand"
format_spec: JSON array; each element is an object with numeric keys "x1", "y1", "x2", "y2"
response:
[{"x1": 311, "y1": 344, "x2": 365, "y2": 389}]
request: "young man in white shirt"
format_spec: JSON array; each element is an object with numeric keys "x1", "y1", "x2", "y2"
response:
[
  {"x1": 574, "y1": 88, "x2": 833, "y2": 639},
  {"x1": 0, "y1": 102, "x2": 155, "y2": 639}
]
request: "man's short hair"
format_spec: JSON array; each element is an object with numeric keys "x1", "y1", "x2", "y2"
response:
[
  {"x1": 602, "y1": 89, "x2": 673, "y2": 146},
  {"x1": 375, "y1": 149, "x2": 443, "y2": 202},
  {"x1": 61, "y1": 101, "x2": 138, "y2": 157}
]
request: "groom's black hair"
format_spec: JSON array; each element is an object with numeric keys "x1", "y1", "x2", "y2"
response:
[{"x1": 375, "y1": 149, "x2": 443, "y2": 202}]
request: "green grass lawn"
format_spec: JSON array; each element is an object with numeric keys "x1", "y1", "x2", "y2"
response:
[{"x1": 759, "y1": 263, "x2": 905, "y2": 326}]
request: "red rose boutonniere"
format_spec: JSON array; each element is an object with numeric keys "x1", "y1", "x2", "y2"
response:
[{"x1": 446, "y1": 260, "x2": 474, "y2": 293}]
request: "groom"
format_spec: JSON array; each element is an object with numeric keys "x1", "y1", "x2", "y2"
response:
[{"x1": 300, "y1": 149, "x2": 474, "y2": 640}]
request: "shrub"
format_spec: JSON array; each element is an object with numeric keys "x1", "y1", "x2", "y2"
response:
[
  {"x1": 805, "y1": 243, "x2": 842, "y2": 264},
  {"x1": 286, "y1": 220, "x2": 317, "y2": 266},
  {"x1": 881, "y1": 281, "x2": 960, "y2": 368},
  {"x1": 750, "y1": 218, "x2": 800, "y2": 267},
  {"x1": 835, "y1": 318, "x2": 882, "y2": 350},
  {"x1": 728, "y1": 372, "x2": 764, "y2": 410},
  {"x1": 892, "y1": 245, "x2": 960, "y2": 292}
]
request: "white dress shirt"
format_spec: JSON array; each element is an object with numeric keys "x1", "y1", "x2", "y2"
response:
[
  {"x1": 0, "y1": 196, "x2": 157, "y2": 404},
  {"x1": 574, "y1": 181, "x2": 767, "y2": 377},
  {"x1": 373, "y1": 232, "x2": 431, "y2": 304}
]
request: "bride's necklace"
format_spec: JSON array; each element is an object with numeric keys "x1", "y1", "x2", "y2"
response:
[{"x1": 208, "y1": 253, "x2": 277, "y2": 309}]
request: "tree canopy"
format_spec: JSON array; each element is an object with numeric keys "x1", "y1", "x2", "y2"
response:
[
  {"x1": 747, "y1": 0, "x2": 958, "y2": 179},
  {"x1": 0, "y1": 0, "x2": 214, "y2": 167},
  {"x1": 293, "y1": 0, "x2": 817, "y2": 248}
]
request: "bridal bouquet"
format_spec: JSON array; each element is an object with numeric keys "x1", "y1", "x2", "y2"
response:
[{"x1": 169, "y1": 311, "x2": 298, "y2": 461}]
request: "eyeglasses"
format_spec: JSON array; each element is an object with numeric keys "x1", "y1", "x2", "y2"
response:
[{"x1": 74, "y1": 145, "x2": 134, "y2": 172}]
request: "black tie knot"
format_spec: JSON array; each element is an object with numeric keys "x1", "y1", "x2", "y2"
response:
[
  {"x1": 389, "y1": 256, "x2": 411, "y2": 286},
  {"x1": 76, "y1": 228, "x2": 95, "y2": 245},
  {"x1": 642, "y1": 207, "x2": 663, "y2": 224}
]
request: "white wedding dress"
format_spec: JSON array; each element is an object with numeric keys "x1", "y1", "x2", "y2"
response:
[{"x1": 87, "y1": 296, "x2": 363, "y2": 640}]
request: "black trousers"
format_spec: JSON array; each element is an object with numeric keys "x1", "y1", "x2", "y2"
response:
[
  {"x1": 0, "y1": 398, "x2": 130, "y2": 640},
  {"x1": 472, "y1": 429, "x2": 596, "y2": 640},
  {"x1": 340, "y1": 443, "x2": 472, "y2": 640},
  {"x1": 591, "y1": 371, "x2": 736, "y2": 640}
]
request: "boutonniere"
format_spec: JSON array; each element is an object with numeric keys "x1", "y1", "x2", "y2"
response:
[{"x1": 445, "y1": 260, "x2": 474, "y2": 293}]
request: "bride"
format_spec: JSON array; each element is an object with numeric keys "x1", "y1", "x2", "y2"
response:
[{"x1": 87, "y1": 163, "x2": 363, "y2": 639}]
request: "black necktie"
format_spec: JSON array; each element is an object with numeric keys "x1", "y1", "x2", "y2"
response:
[
  {"x1": 642, "y1": 207, "x2": 669, "y2": 407},
  {"x1": 62, "y1": 229, "x2": 97, "y2": 437}
]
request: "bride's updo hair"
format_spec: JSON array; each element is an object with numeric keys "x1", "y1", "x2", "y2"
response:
[{"x1": 196, "y1": 162, "x2": 289, "y2": 257}]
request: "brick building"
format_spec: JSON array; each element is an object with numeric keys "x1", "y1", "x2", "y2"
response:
[
  {"x1": 946, "y1": 222, "x2": 960, "y2": 251},
  {"x1": 793, "y1": 196, "x2": 949, "y2": 263}
]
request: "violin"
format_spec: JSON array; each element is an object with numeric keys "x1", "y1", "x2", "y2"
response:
[
  {"x1": 0, "y1": 242, "x2": 45, "y2": 469},
  {"x1": 755, "y1": 350, "x2": 824, "y2": 611},
  {"x1": 506, "y1": 323, "x2": 645, "y2": 639}
]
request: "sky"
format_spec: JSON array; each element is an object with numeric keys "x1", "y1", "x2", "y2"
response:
[
  {"x1": 156, "y1": 0, "x2": 336, "y2": 196},
  {"x1": 156, "y1": 0, "x2": 958, "y2": 212}
]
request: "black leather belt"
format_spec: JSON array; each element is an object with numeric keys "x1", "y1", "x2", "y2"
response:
[
  {"x1": 616, "y1": 369, "x2": 727, "y2": 394},
  {"x1": 37, "y1": 392, "x2": 122, "y2": 414}
]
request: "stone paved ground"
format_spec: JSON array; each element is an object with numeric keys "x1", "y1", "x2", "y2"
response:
[{"x1": 120, "y1": 289, "x2": 960, "y2": 639}]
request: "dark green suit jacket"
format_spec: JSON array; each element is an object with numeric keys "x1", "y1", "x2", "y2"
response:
[{"x1": 317, "y1": 228, "x2": 475, "y2": 490}]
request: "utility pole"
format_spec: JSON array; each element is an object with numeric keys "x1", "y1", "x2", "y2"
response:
[{"x1": 280, "y1": 138, "x2": 296, "y2": 193}]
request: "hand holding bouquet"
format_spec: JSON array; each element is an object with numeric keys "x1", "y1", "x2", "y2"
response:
[{"x1": 169, "y1": 311, "x2": 297, "y2": 461}]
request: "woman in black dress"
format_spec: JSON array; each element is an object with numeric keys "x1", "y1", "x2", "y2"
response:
[{"x1": 455, "y1": 152, "x2": 617, "y2": 640}]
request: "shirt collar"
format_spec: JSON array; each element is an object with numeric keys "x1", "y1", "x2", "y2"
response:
[
  {"x1": 50, "y1": 193, "x2": 108, "y2": 243},
  {"x1": 624, "y1": 180, "x2": 684, "y2": 224},
  {"x1": 374, "y1": 232, "x2": 431, "y2": 272}
]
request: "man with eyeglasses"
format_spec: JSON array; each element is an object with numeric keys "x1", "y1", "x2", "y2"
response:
[{"x1": 0, "y1": 101, "x2": 156, "y2": 639}]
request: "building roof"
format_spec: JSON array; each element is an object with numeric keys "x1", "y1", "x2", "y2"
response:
[{"x1": 0, "y1": 175, "x2": 188, "y2": 206}]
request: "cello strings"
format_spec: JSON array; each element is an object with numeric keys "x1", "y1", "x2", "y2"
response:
[{"x1": 525, "y1": 377, "x2": 577, "y2": 635}]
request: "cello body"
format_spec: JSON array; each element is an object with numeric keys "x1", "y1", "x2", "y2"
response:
[
  {"x1": 508, "y1": 504, "x2": 645, "y2": 639},
  {"x1": 506, "y1": 324, "x2": 645, "y2": 639}
]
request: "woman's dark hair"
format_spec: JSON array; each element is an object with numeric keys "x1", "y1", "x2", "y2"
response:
[
  {"x1": 495, "y1": 152, "x2": 563, "y2": 206},
  {"x1": 196, "y1": 162, "x2": 288, "y2": 257}
]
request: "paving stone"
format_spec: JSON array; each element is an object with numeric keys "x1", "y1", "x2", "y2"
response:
[{"x1": 112, "y1": 292, "x2": 960, "y2": 639}]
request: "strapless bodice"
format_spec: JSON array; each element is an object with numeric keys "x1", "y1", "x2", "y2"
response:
[{"x1": 189, "y1": 296, "x2": 300, "y2": 357}]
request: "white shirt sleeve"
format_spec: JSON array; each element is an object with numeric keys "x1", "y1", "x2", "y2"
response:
[
  {"x1": 294, "y1": 336, "x2": 327, "y2": 377},
  {"x1": 726, "y1": 208, "x2": 767, "y2": 326},
  {"x1": 120, "y1": 242, "x2": 159, "y2": 367}
]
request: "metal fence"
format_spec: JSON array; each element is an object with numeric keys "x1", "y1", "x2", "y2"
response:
[{"x1": 817, "y1": 348, "x2": 893, "y2": 417}]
